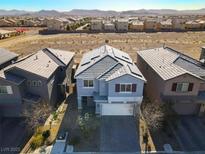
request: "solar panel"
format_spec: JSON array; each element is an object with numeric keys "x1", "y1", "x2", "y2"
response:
[{"x1": 112, "y1": 49, "x2": 132, "y2": 64}]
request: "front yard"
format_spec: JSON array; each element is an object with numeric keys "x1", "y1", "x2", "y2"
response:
[{"x1": 59, "y1": 92, "x2": 101, "y2": 152}]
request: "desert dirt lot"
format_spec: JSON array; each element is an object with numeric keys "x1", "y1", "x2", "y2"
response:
[{"x1": 0, "y1": 30, "x2": 205, "y2": 63}]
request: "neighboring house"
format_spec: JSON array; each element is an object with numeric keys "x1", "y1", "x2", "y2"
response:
[
  {"x1": 115, "y1": 19, "x2": 129, "y2": 32},
  {"x1": 91, "y1": 20, "x2": 103, "y2": 31},
  {"x1": 6, "y1": 18, "x2": 17, "y2": 27},
  {"x1": 198, "y1": 20, "x2": 205, "y2": 29},
  {"x1": 137, "y1": 46, "x2": 205, "y2": 115},
  {"x1": 0, "y1": 48, "x2": 74, "y2": 117},
  {"x1": 129, "y1": 20, "x2": 144, "y2": 31},
  {"x1": 47, "y1": 18, "x2": 72, "y2": 31},
  {"x1": 160, "y1": 19, "x2": 173, "y2": 31},
  {"x1": 0, "y1": 48, "x2": 18, "y2": 69},
  {"x1": 172, "y1": 18, "x2": 186, "y2": 31},
  {"x1": 75, "y1": 45, "x2": 146, "y2": 116},
  {"x1": 144, "y1": 18, "x2": 160, "y2": 31},
  {"x1": 0, "y1": 19, "x2": 13, "y2": 27},
  {"x1": 103, "y1": 22, "x2": 115, "y2": 31},
  {"x1": 185, "y1": 20, "x2": 201, "y2": 30}
]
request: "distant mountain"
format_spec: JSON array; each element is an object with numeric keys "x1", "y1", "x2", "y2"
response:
[
  {"x1": 30, "y1": 10, "x2": 66, "y2": 17},
  {"x1": 65, "y1": 9, "x2": 119, "y2": 16},
  {"x1": 0, "y1": 8, "x2": 205, "y2": 17},
  {"x1": 0, "y1": 9, "x2": 29, "y2": 16}
]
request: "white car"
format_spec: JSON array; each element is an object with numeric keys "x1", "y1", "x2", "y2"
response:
[{"x1": 51, "y1": 131, "x2": 68, "y2": 154}]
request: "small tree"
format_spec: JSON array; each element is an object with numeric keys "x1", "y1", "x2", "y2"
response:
[
  {"x1": 22, "y1": 101, "x2": 52, "y2": 131},
  {"x1": 77, "y1": 113, "x2": 99, "y2": 138},
  {"x1": 141, "y1": 99, "x2": 165, "y2": 131}
]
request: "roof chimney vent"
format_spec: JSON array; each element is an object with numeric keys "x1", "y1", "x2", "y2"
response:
[
  {"x1": 200, "y1": 47, "x2": 205, "y2": 61},
  {"x1": 34, "y1": 55, "x2": 38, "y2": 60}
]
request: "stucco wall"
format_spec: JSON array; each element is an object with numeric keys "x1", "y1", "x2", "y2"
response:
[
  {"x1": 164, "y1": 74, "x2": 203, "y2": 96},
  {"x1": 137, "y1": 54, "x2": 165, "y2": 102},
  {"x1": 76, "y1": 78, "x2": 99, "y2": 97},
  {"x1": 108, "y1": 74, "x2": 144, "y2": 98},
  {"x1": 0, "y1": 78, "x2": 22, "y2": 117}
]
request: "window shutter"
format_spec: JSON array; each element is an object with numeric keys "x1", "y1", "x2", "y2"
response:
[
  {"x1": 132, "y1": 84, "x2": 137, "y2": 92},
  {"x1": 188, "y1": 83, "x2": 194, "y2": 91},
  {"x1": 172, "y1": 83, "x2": 177, "y2": 91},
  {"x1": 115, "y1": 84, "x2": 120, "y2": 92}
]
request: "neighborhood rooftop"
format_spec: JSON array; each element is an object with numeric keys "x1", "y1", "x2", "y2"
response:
[
  {"x1": 1, "y1": 48, "x2": 74, "y2": 79},
  {"x1": 138, "y1": 46, "x2": 205, "y2": 81},
  {"x1": 75, "y1": 45, "x2": 146, "y2": 81},
  {"x1": 0, "y1": 48, "x2": 18, "y2": 66}
]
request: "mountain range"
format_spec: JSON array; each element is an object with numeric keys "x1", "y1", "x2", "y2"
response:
[{"x1": 1, "y1": 8, "x2": 205, "y2": 17}]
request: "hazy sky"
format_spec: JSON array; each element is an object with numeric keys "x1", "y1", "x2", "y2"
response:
[{"x1": 1, "y1": 0, "x2": 205, "y2": 11}]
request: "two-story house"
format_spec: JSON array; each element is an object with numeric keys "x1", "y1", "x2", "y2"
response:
[
  {"x1": 75, "y1": 45, "x2": 146, "y2": 116},
  {"x1": 0, "y1": 48, "x2": 18, "y2": 70},
  {"x1": 137, "y1": 46, "x2": 205, "y2": 115},
  {"x1": 0, "y1": 48, "x2": 74, "y2": 117}
]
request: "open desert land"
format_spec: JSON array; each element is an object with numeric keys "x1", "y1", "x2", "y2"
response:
[{"x1": 0, "y1": 30, "x2": 205, "y2": 63}]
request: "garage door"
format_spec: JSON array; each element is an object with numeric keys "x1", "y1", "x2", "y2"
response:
[
  {"x1": 101, "y1": 103, "x2": 135, "y2": 116},
  {"x1": 173, "y1": 103, "x2": 200, "y2": 115}
]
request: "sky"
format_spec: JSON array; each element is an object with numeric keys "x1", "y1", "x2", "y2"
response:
[{"x1": 1, "y1": 0, "x2": 205, "y2": 11}]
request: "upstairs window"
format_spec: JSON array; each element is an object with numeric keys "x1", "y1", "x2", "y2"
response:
[
  {"x1": 83, "y1": 80, "x2": 94, "y2": 88},
  {"x1": 0, "y1": 86, "x2": 13, "y2": 94},
  {"x1": 172, "y1": 82, "x2": 194, "y2": 92},
  {"x1": 115, "y1": 84, "x2": 137, "y2": 93},
  {"x1": 27, "y1": 80, "x2": 42, "y2": 87}
]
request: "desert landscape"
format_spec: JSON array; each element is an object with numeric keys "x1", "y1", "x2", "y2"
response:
[{"x1": 0, "y1": 30, "x2": 205, "y2": 63}]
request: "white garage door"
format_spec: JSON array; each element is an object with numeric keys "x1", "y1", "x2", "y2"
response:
[{"x1": 101, "y1": 103, "x2": 135, "y2": 116}]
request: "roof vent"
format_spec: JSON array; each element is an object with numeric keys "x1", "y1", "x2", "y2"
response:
[
  {"x1": 34, "y1": 55, "x2": 38, "y2": 60},
  {"x1": 46, "y1": 64, "x2": 49, "y2": 67}
]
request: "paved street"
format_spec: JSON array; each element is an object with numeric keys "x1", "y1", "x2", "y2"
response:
[{"x1": 100, "y1": 116, "x2": 140, "y2": 152}]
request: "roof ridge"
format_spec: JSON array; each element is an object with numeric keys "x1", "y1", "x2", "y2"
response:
[
  {"x1": 42, "y1": 48, "x2": 66, "y2": 66},
  {"x1": 165, "y1": 47, "x2": 201, "y2": 63},
  {"x1": 97, "y1": 63, "x2": 122, "y2": 79}
]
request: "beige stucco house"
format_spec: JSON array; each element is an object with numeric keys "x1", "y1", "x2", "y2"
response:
[
  {"x1": 172, "y1": 18, "x2": 186, "y2": 31},
  {"x1": 185, "y1": 20, "x2": 201, "y2": 30},
  {"x1": 129, "y1": 20, "x2": 144, "y2": 31},
  {"x1": 103, "y1": 22, "x2": 115, "y2": 31},
  {"x1": 47, "y1": 18, "x2": 71, "y2": 31},
  {"x1": 160, "y1": 19, "x2": 173, "y2": 31},
  {"x1": 144, "y1": 19, "x2": 160, "y2": 31},
  {"x1": 91, "y1": 20, "x2": 103, "y2": 31},
  {"x1": 137, "y1": 46, "x2": 205, "y2": 115},
  {"x1": 115, "y1": 19, "x2": 129, "y2": 32}
]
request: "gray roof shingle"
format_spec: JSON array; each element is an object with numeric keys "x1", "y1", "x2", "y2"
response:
[
  {"x1": 137, "y1": 47, "x2": 205, "y2": 81},
  {"x1": 0, "y1": 48, "x2": 18, "y2": 66},
  {"x1": 3, "y1": 48, "x2": 74, "y2": 79}
]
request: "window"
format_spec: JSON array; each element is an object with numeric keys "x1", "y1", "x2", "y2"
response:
[
  {"x1": 83, "y1": 80, "x2": 94, "y2": 88},
  {"x1": 172, "y1": 82, "x2": 194, "y2": 92},
  {"x1": 0, "y1": 86, "x2": 13, "y2": 94},
  {"x1": 27, "y1": 80, "x2": 42, "y2": 87},
  {"x1": 115, "y1": 84, "x2": 137, "y2": 93}
]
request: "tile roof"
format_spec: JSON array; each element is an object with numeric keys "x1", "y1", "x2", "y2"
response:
[
  {"x1": 0, "y1": 48, "x2": 18, "y2": 66},
  {"x1": 4, "y1": 48, "x2": 74, "y2": 79},
  {"x1": 75, "y1": 45, "x2": 146, "y2": 81},
  {"x1": 137, "y1": 47, "x2": 205, "y2": 81}
]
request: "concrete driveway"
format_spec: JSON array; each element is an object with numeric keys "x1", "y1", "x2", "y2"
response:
[
  {"x1": 100, "y1": 116, "x2": 140, "y2": 152},
  {"x1": 169, "y1": 116, "x2": 205, "y2": 151},
  {"x1": 0, "y1": 118, "x2": 31, "y2": 154}
]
